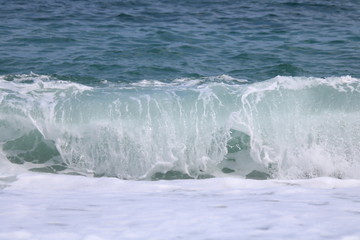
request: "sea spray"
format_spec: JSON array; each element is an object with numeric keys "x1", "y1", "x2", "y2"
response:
[
  {"x1": 0, "y1": 74, "x2": 359, "y2": 179},
  {"x1": 231, "y1": 76, "x2": 360, "y2": 179}
]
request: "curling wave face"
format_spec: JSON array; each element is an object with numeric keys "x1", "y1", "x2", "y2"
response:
[{"x1": 0, "y1": 74, "x2": 359, "y2": 180}]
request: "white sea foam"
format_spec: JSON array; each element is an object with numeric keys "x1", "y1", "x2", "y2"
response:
[
  {"x1": 0, "y1": 73, "x2": 92, "y2": 93},
  {"x1": 130, "y1": 75, "x2": 247, "y2": 88},
  {"x1": 0, "y1": 173, "x2": 360, "y2": 240}
]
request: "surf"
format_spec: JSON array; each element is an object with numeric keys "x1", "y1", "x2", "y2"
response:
[{"x1": 0, "y1": 74, "x2": 359, "y2": 180}]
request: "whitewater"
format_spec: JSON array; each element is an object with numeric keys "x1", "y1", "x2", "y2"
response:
[
  {"x1": 1, "y1": 74, "x2": 360, "y2": 180},
  {"x1": 1, "y1": 74, "x2": 360, "y2": 240},
  {"x1": 1, "y1": 174, "x2": 360, "y2": 240}
]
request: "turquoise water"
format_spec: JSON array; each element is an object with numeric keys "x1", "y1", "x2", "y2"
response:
[
  {"x1": 1, "y1": 0, "x2": 360, "y2": 180},
  {"x1": 1, "y1": 0, "x2": 359, "y2": 82}
]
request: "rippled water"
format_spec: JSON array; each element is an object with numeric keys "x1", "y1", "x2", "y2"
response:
[{"x1": 1, "y1": 0, "x2": 359, "y2": 82}]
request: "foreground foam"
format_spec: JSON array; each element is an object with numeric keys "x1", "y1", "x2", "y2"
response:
[
  {"x1": 7, "y1": 173, "x2": 360, "y2": 192},
  {"x1": 1, "y1": 173, "x2": 360, "y2": 240}
]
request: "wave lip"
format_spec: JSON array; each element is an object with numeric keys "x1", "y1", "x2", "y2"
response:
[{"x1": 1, "y1": 74, "x2": 360, "y2": 180}]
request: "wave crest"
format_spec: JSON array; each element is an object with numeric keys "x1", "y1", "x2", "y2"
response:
[{"x1": 1, "y1": 74, "x2": 360, "y2": 179}]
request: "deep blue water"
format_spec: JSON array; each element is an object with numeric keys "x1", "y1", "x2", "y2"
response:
[{"x1": 1, "y1": 0, "x2": 359, "y2": 83}]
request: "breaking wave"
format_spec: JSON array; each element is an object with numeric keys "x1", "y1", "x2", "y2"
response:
[{"x1": 1, "y1": 74, "x2": 359, "y2": 180}]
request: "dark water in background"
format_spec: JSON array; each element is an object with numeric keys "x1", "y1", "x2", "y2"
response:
[
  {"x1": 1, "y1": 0, "x2": 360, "y2": 180},
  {"x1": 1, "y1": 0, "x2": 359, "y2": 83}
]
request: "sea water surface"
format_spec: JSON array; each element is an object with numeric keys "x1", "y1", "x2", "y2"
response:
[{"x1": 1, "y1": 0, "x2": 360, "y2": 239}]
